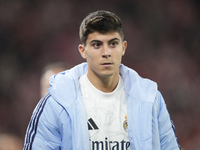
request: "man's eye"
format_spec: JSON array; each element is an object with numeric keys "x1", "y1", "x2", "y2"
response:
[
  {"x1": 92, "y1": 43, "x2": 101, "y2": 48},
  {"x1": 110, "y1": 41, "x2": 118, "y2": 46}
]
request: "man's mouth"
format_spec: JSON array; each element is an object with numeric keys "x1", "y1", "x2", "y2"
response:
[
  {"x1": 101, "y1": 62, "x2": 113, "y2": 67},
  {"x1": 102, "y1": 63, "x2": 112, "y2": 65}
]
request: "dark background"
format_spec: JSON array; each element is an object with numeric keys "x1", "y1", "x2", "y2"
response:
[{"x1": 0, "y1": 0, "x2": 200, "y2": 149}]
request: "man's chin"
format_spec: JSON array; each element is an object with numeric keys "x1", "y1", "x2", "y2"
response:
[{"x1": 100, "y1": 72, "x2": 114, "y2": 78}]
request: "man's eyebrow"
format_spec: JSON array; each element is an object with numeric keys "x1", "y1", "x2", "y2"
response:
[
  {"x1": 108, "y1": 38, "x2": 120, "y2": 42},
  {"x1": 89, "y1": 40, "x2": 102, "y2": 44},
  {"x1": 89, "y1": 38, "x2": 120, "y2": 44},
  {"x1": 108, "y1": 38, "x2": 120, "y2": 43}
]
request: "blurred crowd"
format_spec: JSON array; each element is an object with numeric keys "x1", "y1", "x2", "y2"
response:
[{"x1": 0, "y1": 0, "x2": 200, "y2": 149}]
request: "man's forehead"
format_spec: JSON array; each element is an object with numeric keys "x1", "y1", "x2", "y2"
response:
[{"x1": 87, "y1": 31, "x2": 122, "y2": 43}]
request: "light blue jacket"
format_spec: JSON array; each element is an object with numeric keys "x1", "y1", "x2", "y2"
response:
[{"x1": 23, "y1": 63, "x2": 180, "y2": 150}]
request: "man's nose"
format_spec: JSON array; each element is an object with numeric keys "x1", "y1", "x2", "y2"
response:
[{"x1": 101, "y1": 45, "x2": 111, "y2": 57}]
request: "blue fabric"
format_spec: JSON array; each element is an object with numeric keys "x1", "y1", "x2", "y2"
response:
[{"x1": 23, "y1": 62, "x2": 180, "y2": 150}]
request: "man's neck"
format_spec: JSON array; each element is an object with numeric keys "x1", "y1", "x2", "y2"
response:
[{"x1": 87, "y1": 72, "x2": 119, "y2": 93}]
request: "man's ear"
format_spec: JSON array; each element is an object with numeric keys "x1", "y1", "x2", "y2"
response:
[
  {"x1": 78, "y1": 44, "x2": 86, "y2": 59},
  {"x1": 122, "y1": 41, "x2": 127, "y2": 56}
]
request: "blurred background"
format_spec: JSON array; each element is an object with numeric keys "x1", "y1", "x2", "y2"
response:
[{"x1": 0, "y1": 0, "x2": 200, "y2": 149}]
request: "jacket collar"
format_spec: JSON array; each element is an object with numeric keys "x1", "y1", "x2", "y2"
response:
[{"x1": 119, "y1": 64, "x2": 157, "y2": 150}]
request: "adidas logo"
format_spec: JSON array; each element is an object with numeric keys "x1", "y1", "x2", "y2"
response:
[{"x1": 88, "y1": 118, "x2": 99, "y2": 130}]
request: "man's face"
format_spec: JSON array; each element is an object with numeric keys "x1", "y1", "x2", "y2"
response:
[{"x1": 79, "y1": 31, "x2": 127, "y2": 79}]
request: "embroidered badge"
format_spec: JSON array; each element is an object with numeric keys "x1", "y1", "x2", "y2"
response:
[{"x1": 123, "y1": 115, "x2": 128, "y2": 132}]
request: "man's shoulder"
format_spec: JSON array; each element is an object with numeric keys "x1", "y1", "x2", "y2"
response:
[
  {"x1": 120, "y1": 64, "x2": 157, "y2": 86},
  {"x1": 47, "y1": 63, "x2": 87, "y2": 107},
  {"x1": 39, "y1": 93, "x2": 66, "y2": 116},
  {"x1": 120, "y1": 64, "x2": 158, "y2": 103}
]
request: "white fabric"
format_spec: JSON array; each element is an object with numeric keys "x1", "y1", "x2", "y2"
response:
[{"x1": 79, "y1": 73, "x2": 130, "y2": 150}]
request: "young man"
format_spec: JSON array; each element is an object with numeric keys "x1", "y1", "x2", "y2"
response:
[{"x1": 23, "y1": 10, "x2": 180, "y2": 150}]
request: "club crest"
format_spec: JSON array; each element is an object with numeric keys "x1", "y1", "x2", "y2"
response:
[{"x1": 123, "y1": 115, "x2": 128, "y2": 132}]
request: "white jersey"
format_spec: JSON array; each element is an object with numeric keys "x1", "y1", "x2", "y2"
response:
[{"x1": 79, "y1": 73, "x2": 130, "y2": 150}]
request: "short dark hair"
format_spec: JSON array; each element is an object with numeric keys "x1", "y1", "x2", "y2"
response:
[{"x1": 79, "y1": 10, "x2": 124, "y2": 45}]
